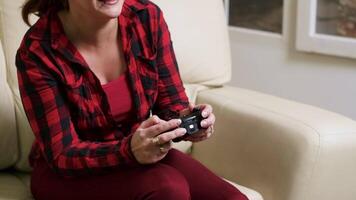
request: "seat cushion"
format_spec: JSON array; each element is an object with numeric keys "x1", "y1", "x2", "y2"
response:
[
  {"x1": 0, "y1": 172, "x2": 32, "y2": 200},
  {"x1": 224, "y1": 179, "x2": 264, "y2": 200}
]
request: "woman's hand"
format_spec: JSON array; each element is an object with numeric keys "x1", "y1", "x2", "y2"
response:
[
  {"x1": 180, "y1": 103, "x2": 215, "y2": 143},
  {"x1": 130, "y1": 115, "x2": 187, "y2": 164}
]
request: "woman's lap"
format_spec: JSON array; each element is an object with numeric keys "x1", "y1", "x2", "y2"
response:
[
  {"x1": 161, "y1": 149, "x2": 248, "y2": 200},
  {"x1": 31, "y1": 149, "x2": 248, "y2": 200}
]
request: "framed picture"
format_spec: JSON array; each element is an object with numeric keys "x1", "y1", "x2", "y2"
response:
[
  {"x1": 226, "y1": 0, "x2": 284, "y2": 34},
  {"x1": 297, "y1": 0, "x2": 356, "y2": 59}
]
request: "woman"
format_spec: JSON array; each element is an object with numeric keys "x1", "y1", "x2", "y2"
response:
[{"x1": 16, "y1": 0, "x2": 248, "y2": 199}]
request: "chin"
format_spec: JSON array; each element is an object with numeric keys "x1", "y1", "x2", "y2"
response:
[{"x1": 96, "y1": 0, "x2": 124, "y2": 18}]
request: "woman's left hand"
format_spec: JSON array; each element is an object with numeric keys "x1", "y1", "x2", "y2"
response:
[{"x1": 180, "y1": 103, "x2": 215, "y2": 143}]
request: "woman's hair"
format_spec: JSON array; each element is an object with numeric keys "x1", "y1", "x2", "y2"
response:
[{"x1": 22, "y1": 0, "x2": 69, "y2": 26}]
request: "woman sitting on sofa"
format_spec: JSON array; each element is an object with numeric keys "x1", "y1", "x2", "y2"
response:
[{"x1": 16, "y1": 0, "x2": 248, "y2": 199}]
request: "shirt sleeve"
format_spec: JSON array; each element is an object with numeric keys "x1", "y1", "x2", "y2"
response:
[
  {"x1": 152, "y1": 8, "x2": 189, "y2": 120},
  {"x1": 16, "y1": 47, "x2": 138, "y2": 177}
]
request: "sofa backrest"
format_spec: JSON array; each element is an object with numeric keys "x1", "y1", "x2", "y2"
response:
[
  {"x1": 152, "y1": 0, "x2": 231, "y2": 85},
  {"x1": 0, "y1": 40, "x2": 18, "y2": 170},
  {"x1": 0, "y1": 0, "x2": 35, "y2": 171},
  {"x1": 0, "y1": 0, "x2": 231, "y2": 171}
]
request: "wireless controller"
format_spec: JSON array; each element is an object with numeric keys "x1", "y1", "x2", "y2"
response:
[{"x1": 172, "y1": 108, "x2": 205, "y2": 142}]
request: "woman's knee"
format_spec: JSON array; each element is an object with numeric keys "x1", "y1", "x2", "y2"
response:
[
  {"x1": 139, "y1": 164, "x2": 190, "y2": 200},
  {"x1": 155, "y1": 178, "x2": 190, "y2": 199}
]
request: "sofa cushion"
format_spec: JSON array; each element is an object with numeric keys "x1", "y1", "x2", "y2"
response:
[
  {"x1": 0, "y1": 173, "x2": 32, "y2": 200},
  {"x1": 224, "y1": 179, "x2": 263, "y2": 200},
  {"x1": 0, "y1": 0, "x2": 31, "y2": 91},
  {"x1": 0, "y1": 0, "x2": 36, "y2": 172},
  {"x1": 194, "y1": 86, "x2": 356, "y2": 200},
  {"x1": 151, "y1": 0, "x2": 231, "y2": 86},
  {"x1": 183, "y1": 83, "x2": 209, "y2": 103},
  {"x1": 0, "y1": 41, "x2": 18, "y2": 169}
]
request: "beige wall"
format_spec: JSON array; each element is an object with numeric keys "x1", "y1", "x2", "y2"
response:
[{"x1": 228, "y1": 0, "x2": 356, "y2": 120}]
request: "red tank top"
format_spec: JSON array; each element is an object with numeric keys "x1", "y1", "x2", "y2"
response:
[{"x1": 101, "y1": 71, "x2": 134, "y2": 122}]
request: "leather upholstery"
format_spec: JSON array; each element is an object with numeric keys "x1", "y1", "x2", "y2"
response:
[
  {"x1": 0, "y1": 40, "x2": 18, "y2": 169},
  {"x1": 193, "y1": 86, "x2": 356, "y2": 200},
  {"x1": 0, "y1": 0, "x2": 36, "y2": 171},
  {"x1": 151, "y1": 0, "x2": 232, "y2": 86},
  {"x1": 0, "y1": 173, "x2": 32, "y2": 200}
]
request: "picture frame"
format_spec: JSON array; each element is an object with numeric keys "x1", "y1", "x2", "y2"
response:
[
  {"x1": 296, "y1": 0, "x2": 356, "y2": 59},
  {"x1": 225, "y1": 0, "x2": 284, "y2": 35},
  {"x1": 223, "y1": 0, "x2": 230, "y2": 22}
]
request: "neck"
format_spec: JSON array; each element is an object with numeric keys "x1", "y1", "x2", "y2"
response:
[{"x1": 59, "y1": 10, "x2": 118, "y2": 48}]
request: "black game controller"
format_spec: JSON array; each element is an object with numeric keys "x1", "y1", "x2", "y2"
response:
[{"x1": 173, "y1": 108, "x2": 206, "y2": 142}]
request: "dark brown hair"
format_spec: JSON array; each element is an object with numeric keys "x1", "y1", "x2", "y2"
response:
[{"x1": 22, "y1": 0, "x2": 69, "y2": 26}]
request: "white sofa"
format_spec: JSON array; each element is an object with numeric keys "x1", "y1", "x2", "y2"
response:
[{"x1": 1, "y1": 0, "x2": 356, "y2": 200}]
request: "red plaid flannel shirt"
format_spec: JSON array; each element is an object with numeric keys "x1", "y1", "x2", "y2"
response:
[{"x1": 16, "y1": 0, "x2": 189, "y2": 177}]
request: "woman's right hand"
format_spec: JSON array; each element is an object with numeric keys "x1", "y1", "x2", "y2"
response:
[{"x1": 130, "y1": 115, "x2": 187, "y2": 164}]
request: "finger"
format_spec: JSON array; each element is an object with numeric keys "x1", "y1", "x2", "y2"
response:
[
  {"x1": 199, "y1": 130, "x2": 212, "y2": 139},
  {"x1": 207, "y1": 131, "x2": 212, "y2": 138},
  {"x1": 201, "y1": 113, "x2": 215, "y2": 128},
  {"x1": 161, "y1": 140, "x2": 173, "y2": 148},
  {"x1": 145, "y1": 119, "x2": 182, "y2": 138},
  {"x1": 157, "y1": 141, "x2": 172, "y2": 154},
  {"x1": 200, "y1": 104, "x2": 213, "y2": 118},
  {"x1": 157, "y1": 128, "x2": 187, "y2": 144},
  {"x1": 139, "y1": 115, "x2": 162, "y2": 129}
]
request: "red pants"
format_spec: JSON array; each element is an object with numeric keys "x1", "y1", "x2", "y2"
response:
[{"x1": 31, "y1": 149, "x2": 248, "y2": 200}]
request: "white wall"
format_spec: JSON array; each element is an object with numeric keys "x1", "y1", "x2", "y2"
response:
[{"x1": 227, "y1": 0, "x2": 356, "y2": 120}]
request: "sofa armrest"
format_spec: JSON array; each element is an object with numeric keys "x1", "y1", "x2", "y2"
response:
[{"x1": 191, "y1": 86, "x2": 356, "y2": 200}]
